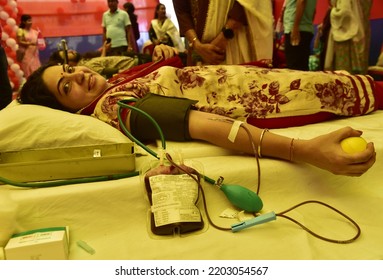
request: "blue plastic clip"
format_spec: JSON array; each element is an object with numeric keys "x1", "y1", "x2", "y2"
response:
[{"x1": 231, "y1": 212, "x2": 276, "y2": 232}]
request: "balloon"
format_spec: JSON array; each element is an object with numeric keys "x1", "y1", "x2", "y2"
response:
[
  {"x1": 8, "y1": 31, "x2": 16, "y2": 40},
  {"x1": 6, "y1": 38, "x2": 16, "y2": 48},
  {"x1": 7, "y1": 50, "x2": 16, "y2": 61},
  {"x1": 16, "y1": 69, "x2": 24, "y2": 78},
  {"x1": 5, "y1": 45, "x2": 13, "y2": 54},
  {"x1": 8, "y1": 1, "x2": 18, "y2": 10},
  {"x1": 10, "y1": 44, "x2": 17, "y2": 52},
  {"x1": 3, "y1": 24, "x2": 13, "y2": 35},
  {"x1": 8, "y1": 69, "x2": 16, "y2": 80},
  {"x1": 0, "y1": 11, "x2": 9, "y2": 21},
  {"x1": 3, "y1": 5, "x2": 13, "y2": 17},
  {"x1": 18, "y1": 77, "x2": 26, "y2": 87},
  {"x1": 7, "y1": 56, "x2": 15, "y2": 65},
  {"x1": 0, "y1": 0, "x2": 8, "y2": 6},
  {"x1": 6, "y1": 17, "x2": 16, "y2": 27},
  {"x1": 11, "y1": 78, "x2": 19, "y2": 90},
  {"x1": 17, "y1": 6, "x2": 23, "y2": 17},
  {"x1": 10, "y1": 63, "x2": 20, "y2": 72},
  {"x1": 1, "y1": 31, "x2": 9, "y2": 41}
]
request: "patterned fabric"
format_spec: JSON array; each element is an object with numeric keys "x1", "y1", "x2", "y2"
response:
[{"x1": 89, "y1": 64, "x2": 376, "y2": 130}]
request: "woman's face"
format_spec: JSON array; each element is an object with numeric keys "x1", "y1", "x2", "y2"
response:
[
  {"x1": 157, "y1": 5, "x2": 166, "y2": 18},
  {"x1": 24, "y1": 18, "x2": 32, "y2": 28},
  {"x1": 42, "y1": 65, "x2": 109, "y2": 112}
]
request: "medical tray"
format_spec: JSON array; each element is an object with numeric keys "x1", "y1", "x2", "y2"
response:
[{"x1": 0, "y1": 143, "x2": 135, "y2": 183}]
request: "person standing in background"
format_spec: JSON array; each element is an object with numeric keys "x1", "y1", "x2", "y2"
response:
[
  {"x1": 16, "y1": 14, "x2": 42, "y2": 78},
  {"x1": 123, "y1": 2, "x2": 140, "y2": 53},
  {"x1": 283, "y1": 0, "x2": 317, "y2": 71},
  {"x1": 173, "y1": 0, "x2": 274, "y2": 65},
  {"x1": 324, "y1": 0, "x2": 372, "y2": 74},
  {"x1": 148, "y1": 3, "x2": 185, "y2": 52},
  {"x1": 0, "y1": 23, "x2": 13, "y2": 109},
  {"x1": 102, "y1": 0, "x2": 136, "y2": 55},
  {"x1": 317, "y1": 0, "x2": 334, "y2": 71}
]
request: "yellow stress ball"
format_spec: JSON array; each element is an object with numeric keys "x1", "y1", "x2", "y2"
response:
[{"x1": 340, "y1": 137, "x2": 368, "y2": 154}]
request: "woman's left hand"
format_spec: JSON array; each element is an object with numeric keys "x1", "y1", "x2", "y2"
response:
[{"x1": 294, "y1": 127, "x2": 376, "y2": 176}]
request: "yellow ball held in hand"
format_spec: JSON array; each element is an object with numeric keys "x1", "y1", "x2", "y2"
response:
[{"x1": 340, "y1": 137, "x2": 368, "y2": 154}]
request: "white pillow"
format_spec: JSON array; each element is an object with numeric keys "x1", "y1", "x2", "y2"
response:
[{"x1": 0, "y1": 101, "x2": 130, "y2": 152}]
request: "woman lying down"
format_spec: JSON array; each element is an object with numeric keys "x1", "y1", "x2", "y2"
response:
[{"x1": 18, "y1": 45, "x2": 379, "y2": 177}]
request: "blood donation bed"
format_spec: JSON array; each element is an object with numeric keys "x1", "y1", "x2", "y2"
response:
[{"x1": 0, "y1": 100, "x2": 382, "y2": 260}]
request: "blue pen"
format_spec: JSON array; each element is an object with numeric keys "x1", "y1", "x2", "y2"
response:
[{"x1": 231, "y1": 212, "x2": 276, "y2": 232}]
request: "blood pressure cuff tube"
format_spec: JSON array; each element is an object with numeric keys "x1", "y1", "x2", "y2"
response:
[{"x1": 129, "y1": 93, "x2": 198, "y2": 142}]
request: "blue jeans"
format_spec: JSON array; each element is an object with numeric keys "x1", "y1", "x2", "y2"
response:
[{"x1": 0, "y1": 46, "x2": 12, "y2": 109}]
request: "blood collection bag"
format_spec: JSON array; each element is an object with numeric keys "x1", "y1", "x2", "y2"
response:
[{"x1": 143, "y1": 161, "x2": 205, "y2": 236}]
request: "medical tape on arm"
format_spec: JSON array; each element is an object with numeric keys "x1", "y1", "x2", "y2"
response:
[{"x1": 228, "y1": 120, "x2": 244, "y2": 143}]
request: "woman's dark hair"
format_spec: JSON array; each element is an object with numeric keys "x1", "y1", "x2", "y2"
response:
[
  {"x1": 48, "y1": 50, "x2": 83, "y2": 64},
  {"x1": 48, "y1": 51, "x2": 65, "y2": 65},
  {"x1": 123, "y1": 2, "x2": 140, "y2": 40},
  {"x1": 123, "y1": 2, "x2": 135, "y2": 14},
  {"x1": 154, "y1": 3, "x2": 166, "y2": 19},
  {"x1": 18, "y1": 63, "x2": 69, "y2": 111},
  {"x1": 19, "y1": 14, "x2": 32, "y2": 29}
]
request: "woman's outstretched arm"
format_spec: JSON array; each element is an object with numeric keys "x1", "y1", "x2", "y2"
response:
[{"x1": 187, "y1": 110, "x2": 376, "y2": 177}]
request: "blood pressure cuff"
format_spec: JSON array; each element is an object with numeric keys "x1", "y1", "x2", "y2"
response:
[{"x1": 129, "y1": 93, "x2": 198, "y2": 142}]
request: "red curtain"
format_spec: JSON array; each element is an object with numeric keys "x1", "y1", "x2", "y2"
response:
[{"x1": 17, "y1": 0, "x2": 159, "y2": 37}]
